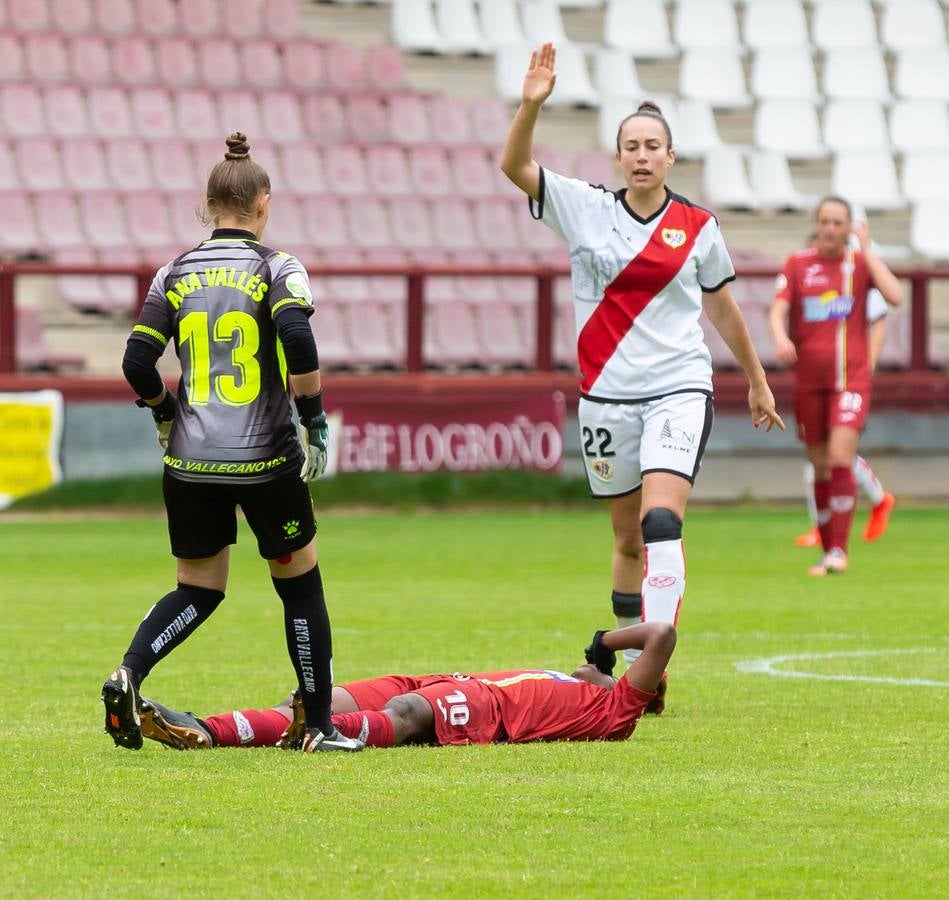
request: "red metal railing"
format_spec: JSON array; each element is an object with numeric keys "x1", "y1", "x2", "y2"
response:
[{"x1": 0, "y1": 261, "x2": 946, "y2": 375}]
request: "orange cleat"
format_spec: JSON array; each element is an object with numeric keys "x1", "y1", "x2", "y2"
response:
[
  {"x1": 795, "y1": 526, "x2": 821, "y2": 548},
  {"x1": 864, "y1": 491, "x2": 895, "y2": 543}
]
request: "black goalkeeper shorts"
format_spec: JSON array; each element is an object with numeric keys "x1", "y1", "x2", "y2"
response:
[{"x1": 163, "y1": 470, "x2": 317, "y2": 560}]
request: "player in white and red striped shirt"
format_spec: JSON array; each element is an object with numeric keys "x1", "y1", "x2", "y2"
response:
[{"x1": 500, "y1": 44, "x2": 784, "y2": 707}]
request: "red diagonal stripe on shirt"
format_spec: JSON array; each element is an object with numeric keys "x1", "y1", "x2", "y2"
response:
[{"x1": 577, "y1": 199, "x2": 705, "y2": 393}]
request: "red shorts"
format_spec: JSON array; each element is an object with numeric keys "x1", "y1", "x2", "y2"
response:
[
  {"x1": 412, "y1": 677, "x2": 503, "y2": 746},
  {"x1": 794, "y1": 387, "x2": 869, "y2": 445},
  {"x1": 340, "y1": 675, "x2": 452, "y2": 711}
]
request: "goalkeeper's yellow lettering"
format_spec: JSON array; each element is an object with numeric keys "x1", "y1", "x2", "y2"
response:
[
  {"x1": 170, "y1": 456, "x2": 288, "y2": 474},
  {"x1": 202, "y1": 268, "x2": 268, "y2": 303},
  {"x1": 166, "y1": 272, "x2": 201, "y2": 310},
  {"x1": 252, "y1": 281, "x2": 269, "y2": 303},
  {"x1": 166, "y1": 289, "x2": 182, "y2": 310}
]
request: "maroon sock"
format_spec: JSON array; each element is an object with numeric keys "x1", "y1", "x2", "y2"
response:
[
  {"x1": 203, "y1": 709, "x2": 290, "y2": 748},
  {"x1": 814, "y1": 480, "x2": 832, "y2": 551},
  {"x1": 331, "y1": 710, "x2": 395, "y2": 748},
  {"x1": 828, "y1": 466, "x2": 857, "y2": 553}
]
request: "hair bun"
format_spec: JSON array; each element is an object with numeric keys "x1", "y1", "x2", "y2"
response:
[
  {"x1": 224, "y1": 132, "x2": 250, "y2": 161},
  {"x1": 636, "y1": 100, "x2": 663, "y2": 116}
]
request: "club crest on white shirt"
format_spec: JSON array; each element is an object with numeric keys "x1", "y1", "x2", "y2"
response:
[
  {"x1": 661, "y1": 228, "x2": 687, "y2": 249},
  {"x1": 591, "y1": 459, "x2": 613, "y2": 481}
]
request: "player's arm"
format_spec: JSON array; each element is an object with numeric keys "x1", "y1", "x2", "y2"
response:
[
  {"x1": 588, "y1": 623, "x2": 677, "y2": 695},
  {"x1": 869, "y1": 316, "x2": 886, "y2": 373},
  {"x1": 853, "y1": 221, "x2": 903, "y2": 307},
  {"x1": 499, "y1": 43, "x2": 557, "y2": 201},
  {"x1": 703, "y1": 285, "x2": 785, "y2": 432},
  {"x1": 768, "y1": 297, "x2": 796, "y2": 367}
]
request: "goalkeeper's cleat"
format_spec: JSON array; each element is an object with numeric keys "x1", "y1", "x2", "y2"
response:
[
  {"x1": 808, "y1": 548, "x2": 848, "y2": 577},
  {"x1": 101, "y1": 665, "x2": 142, "y2": 750},
  {"x1": 139, "y1": 697, "x2": 214, "y2": 750},
  {"x1": 302, "y1": 721, "x2": 368, "y2": 753},
  {"x1": 276, "y1": 689, "x2": 306, "y2": 751},
  {"x1": 864, "y1": 491, "x2": 895, "y2": 542},
  {"x1": 645, "y1": 671, "x2": 668, "y2": 715},
  {"x1": 794, "y1": 526, "x2": 821, "y2": 548}
]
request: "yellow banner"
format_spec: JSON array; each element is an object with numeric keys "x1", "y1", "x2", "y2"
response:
[{"x1": 0, "y1": 390, "x2": 64, "y2": 509}]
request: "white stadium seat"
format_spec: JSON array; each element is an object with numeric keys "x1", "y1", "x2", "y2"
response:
[
  {"x1": 749, "y1": 152, "x2": 811, "y2": 211},
  {"x1": 910, "y1": 201, "x2": 949, "y2": 260},
  {"x1": 478, "y1": 0, "x2": 526, "y2": 49},
  {"x1": 603, "y1": 0, "x2": 677, "y2": 59},
  {"x1": 879, "y1": 0, "x2": 946, "y2": 51},
  {"x1": 434, "y1": 0, "x2": 490, "y2": 55},
  {"x1": 811, "y1": 0, "x2": 878, "y2": 51},
  {"x1": 593, "y1": 49, "x2": 646, "y2": 100},
  {"x1": 679, "y1": 50, "x2": 751, "y2": 108},
  {"x1": 701, "y1": 147, "x2": 757, "y2": 210},
  {"x1": 497, "y1": 43, "x2": 597, "y2": 107},
  {"x1": 822, "y1": 48, "x2": 891, "y2": 102},
  {"x1": 673, "y1": 0, "x2": 742, "y2": 52},
  {"x1": 750, "y1": 48, "x2": 819, "y2": 102},
  {"x1": 392, "y1": 0, "x2": 446, "y2": 54},
  {"x1": 520, "y1": 1, "x2": 569, "y2": 46},
  {"x1": 901, "y1": 151, "x2": 949, "y2": 202},
  {"x1": 890, "y1": 100, "x2": 949, "y2": 153},
  {"x1": 894, "y1": 48, "x2": 949, "y2": 100},
  {"x1": 754, "y1": 100, "x2": 826, "y2": 159},
  {"x1": 823, "y1": 100, "x2": 891, "y2": 153},
  {"x1": 674, "y1": 99, "x2": 724, "y2": 159},
  {"x1": 831, "y1": 151, "x2": 905, "y2": 211},
  {"x1": 743, "y1": 0, "x2": 809, "y2": 50}
]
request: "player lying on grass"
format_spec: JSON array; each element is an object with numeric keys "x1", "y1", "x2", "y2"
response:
[{"x1": 137, "y1": 622, "x2": 675, "y2": 751}]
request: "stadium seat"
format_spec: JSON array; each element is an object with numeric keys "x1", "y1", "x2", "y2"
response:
[
  {"x1": 308, "y1": 302, "x2": 354, "y2": 369},
  {"x1": 16, "y1": 138, "x2": 63, "y2": 191},
  {"x1": 36, "y1": 192, "x2": 85, "y2": 248},
  {"x1": 572, "y1": 149, "x2": 617, "y2": 188},
  {"x1": 366, "y1": 145, "x2": 412, "y2": 196},
  {"x1": 155, "y1": 38, "x2": 198, "y2": 88},
  {"x1": 879, "y1": 0, "x2": 946, "y2": 51},
  {"x1": 246, "y1": 41, "x2": 286, "y2": 91},
  {"x1": 110, "y1": 37, "x2": 155, "y2": 87},
  {"x1": 69, "y1": 34, "x2": 113, "y2": 85},
  {"x1": 876, "y1": 302, "x2": 913, "y2": 370},
  {"x1": 498, "y1": 43, "x2": 596, "y2": 107},
  {"x1": 754, "y1": 100, "x2": 826, "y2": 159},
  {"x1": 388, "y1": 195, "x2": 435, "y2": 248},
  {"x1": 831, "y1": 151, "x2": 905, "y2": 211},
  {"x1": 55, "y1": 246, "x2": 111, "y2": 315},
  {"x1": 279, "y1": 143, "x2": 326, "y2": 194},
  {"x1": 150, "y1": 142, "x2": 197, "y2": 191},
  {"x1": 9, "y1": 0, "x2": 50, "y2": 32},
  {"x1": 345, "y1": 196, "x2": 393, "y2": 248},
  {"x1": 702, "y1": 147, "x2": 757, "y2": 210},
  {"x1": 248, "y1": 139, "x2": 286, "y2": 190},
  {"x1": 425, "y1": 300, "x2": 483, "y2": 368},
  {"x1": 44, "y1": 86, "x2": 90, "y2": 137},
  {"x1": 302, "y1": 195, "x2": 350, "y2": 249},
  {"x1": 16, "y1": 307, "x2": 83, "y2": 372},
  {"x1": 180, "y1": 0, "x2": 221, "y2": 38},
  {"x1": 603, "y1": 0, "x2": 676, "y2": 59},
  {"x1": 88, "y1": 87, "x2": 133, "y2": 138},
  {"x1": 450, "y1": 146, "x2": 497, "y2": 198},
  {"x1": 264, "y1": 0, "x2": 302, "y2": 40},
  {"x1": 469, "y1": 97, "x2": 510, "y2": 146},
  {"x1": 325, "y1": 42, "x2": 369, "y2": 94},
  {"x1": 428, "y1": 94, "x2": 474, "y2": 146},
  {"x1": 130, "y1": 88, "x2": 176, "y2": 138},
  {"x1": 282, "y1": 41, "x2": 326, "y2": 92},
  {"x1": 890, "y1": 101, "x2": 949, "y2": 153},
  {"x1": 811, "y1": 0, "x2": 878, "y2": 50},
  {"x1": 93, "y1": 0, "x2": 136, "y2": 35},
  {"x1": 894, "y1": 48, "x2": 949, "y2": 100},
  {"x1": 345, "y1": 95, "x2": 390, "y2": 144},
  {"x1": 0, "y1": 192, "x2": 40, "y2": 251},
  {"x1": 167, "y1": 191, "x2": 205, "y2": 245},
  {"x1": 222, "y1": 0, "x2": 260, "y2": 38},
  {"x1": 51, "y1": 0, "x2": 94, "y2": 34},
  {"x1": 105, "y1": 138, "x2": 153, "y2": 191},
  {"x1": 0, "y1": 141, "x2": 18, "y2": 191},
  {"x1": 0, "y1": 35, "x2": 25, "y2": 82},
  {"x1": 479, "y1": 0, "x2": 527, "y2": 49},
  {"x1": 323, "y1": 144, "x2": 369, "y2": 195},
  {"x1": 679, "y1": 50, "x2": 751, "y2": 108},
  {"x1": 910, "y1": 200, "x2": 949, "y2": 260},
  {"x1": 475, "y1": 300, "x2": 532, "y2": 367},
  {"x1": 553, "y1": 301, "x2": 578, "y2": 369},
  {"x1": 125, "y1": 192, "x2": 175, "y2": 247},
  {"x1": 673, "y1": 0, "x2": 742, "y2": 52},
  {"x1": 392, "y1": 0, "x2": 446, "y2": 54},
  {"x1": 25, "y1": 35, "x2": 70, "y2": 84},
  {"x1": 452, "y1": 248, "x2": 499, "y2": 304},
  {"x1": 750, "y1": 49, "x2": 819, "y2": 102},
  {"x1": 366, "y1": 44, "x2": 407, "y2": 92},
  {"x1": 198, "y1": 39, "x2": 243, "y2": 90},
  {"x1": 434, "y1": 0, "x2": 490, "y2": 54},
  {"x1": 303, "y1": 95, "x2": 348, "y2": 144},
  {"x1": 593, "y1": 49, "x2": 646, "y2": 100},
  {"x1": 1, "y1": 85, "x2": 46, "y2": 137},
  {"x1": 217, "y1": 90, "x2": 263, "y2": 139},
  {"x1": 136, "y1": 0, "x2": 177, "y2": 37},
  {"x1": 407, "y1": 144, "x2": 453, "y2": 196},
  {"x1": 264, "y1": 193, "x2": 307, "y2": 247},
  {"x1": 675, "y1": 99, "x2": 724, "y2": 159},
  {"x1": 473, "y1": 197, "x2": 520, "y2": 251},
  {"x1": 748, "y1": 152, "x2": 810, "y2": 211},
  {"x1": 520, "y1": 1, "x2": 569, "y2": 45},
  {"x1": 78, "y1": 192, "x2": 128, "y2": 247},
  {"x1": 260, "y1": 91, "x2": 304, "y2": 141},
  {"x1": 901, "y1": 151, "x2": 949, "y2": 202},
  {"x1": 433, "y1": 197, "x2": 478, "y2": 250},
  {"x1": 823, "y1": 100, "x2": 891, "y2": 153},
  {"x1": 63, "y1": 139, "x2": 109, "y2": 190},
  {"x1": 534, "y1": 145, "x2": 572, "y2": 178},
  {"x1": 743, "y1": 0, "x2": 809, "y2": 50},
  {"x1": 174, "y1": 89, "x2": 220, "y2": 140},
  {"x1": 822, "y1": 48, "x2": 891, "y2": 103},
  {"x1": 388, "y1": 93, "x2": 432, "y2": 144}
]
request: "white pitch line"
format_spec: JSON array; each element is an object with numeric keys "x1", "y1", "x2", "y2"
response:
[{"x1": 735, "y1": 648, "x2": 949, "y2": 687}]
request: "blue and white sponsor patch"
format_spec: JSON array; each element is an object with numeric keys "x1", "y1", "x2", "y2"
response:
[{"x1": 803, "y1": 292, "x2": 853, "y2": 322}]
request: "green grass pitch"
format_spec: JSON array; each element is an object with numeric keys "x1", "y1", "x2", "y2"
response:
[{"x1": 1, "y1": 505, "x2": 946, "y2": 897}]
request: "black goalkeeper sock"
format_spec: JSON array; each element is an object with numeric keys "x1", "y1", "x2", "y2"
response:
[
  {"x1": 272, "y1": 565, "x2": 334, "y2": 734},
  {"x1": 121, "y1": 583, "x2": 225, "y2": 688}
]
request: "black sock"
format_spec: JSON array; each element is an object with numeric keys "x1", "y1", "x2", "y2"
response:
[
  {"x1": 272, "y1": 565, "x2": 334, "y2": 734},
  {"x1": 611, "y1": 590, "x2": 643, "y2": 619},
  {"x1": 121, "y1": 583, "x2": 225, "y2": 688}
]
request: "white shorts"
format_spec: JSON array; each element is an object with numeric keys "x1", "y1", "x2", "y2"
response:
[{"x1": 578, "y1": 391, "x2": 714, "y2": 498}]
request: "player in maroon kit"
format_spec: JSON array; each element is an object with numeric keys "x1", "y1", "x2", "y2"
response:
[
  {"x1": 769, "y1": 198, "x2": 902, "y2": 575},
  {"x1": 134, "y1": 622, "x2": 676, "y2": 750}
]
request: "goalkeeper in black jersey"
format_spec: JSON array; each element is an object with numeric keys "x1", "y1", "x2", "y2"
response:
[{"x1": 102, "y1": 132, "x2": 361, "y2": 753}]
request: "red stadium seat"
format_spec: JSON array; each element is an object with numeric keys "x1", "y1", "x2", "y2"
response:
[
  {"x1": 223, "y1": 0, "x2": 260, "y2": 39},
  {"x1": 240, "y1": 40, "x2": 284, "y2": 90},
  {"x1": 366, "y1": 44, "x2": 406, "y2": 92},
  {"x1": 388, "y1": 94, "x2": 431, "y2": 145},
  {"x1": 265, "y1": 194, "x2": 307, "y2": 247},
  {"x1": 106, "y1": 139, "x2": 153, "y2": 191},
  {"x1": 452, "y1": 248, "x2": 499, "y2": 304},
  {"x1": 450, "y1": 146, "x2": 497, "y2": 198},
  {"x1": 94, "y1": 0, "x2": 136, "y2": 36},
  {"x1": 180, "y1": 0, "x2": 221, "y2": 38},
  {"x1": 16, "y1": 138, "x2": 64, "y2": 191},
  {"x1": 25, "y1": 35, "x2": 69, "y2": 84},
  {"x1": 469, "y1": 96, "x2": 512, "y2": 147},
  {"x1": 344, "y1": 196, "x2": 393, "y2": 248},
  {"x1": 428, "y1": 95, "x2": 473, "y2": 146},
  {"x1": 344, "y1": 95, "x2": 390, "y2": 144},
  {"x1": 432, "y1": 197, "x2": 477, "y2": 250},
  {"x1": 101, "y1": 245, "x2": 142, "y2": 308},
  {"x1": 303, "y1": 95, "x2": 348, "y2": 144},
  {"x1": 198, "y1": 39, "x2": 241, "y2": 89},
  {"x1": 573, "y1": 149, "x2": 617, "y2": 188},
  {"x1": 36, "y1": 192, "x2": 85, "y2": 248},
  {"x1": 473, "y1": 197, "x2": 520, "y2": 251},
  {"x1": 264, "y1": 0, "x2": 302, "y2": 40},
  {"x1": 0, "y1": 141, "x2": 18, "y2": 191},
  {"x1": 63, "y1": 139, "x2": 109, "y2": 190},
  {"x1": 217, "y1": 90, "x2": 263, "y2": 140},
  {"x1": 125, "y1": 192, "x2": 174, "y2": 247},
  {"x1": 150, "y1": 142, "x2": 197, "y2": 191},
  {"x1": 425, "y1": 301, "x2": 483, "y2": 368},
  {"x1": 367, "y1": 145, "x2": 412, "y2": 196},
  {"x1": 9, "y1": 0, "x2": 50, "y2": 32},
  {"x1": 131, "y1": 87, "x2": 176, "y2": 137},
  {"x1": 553, "y1": 301, "x2": 578, "y2": 369},
  {"x1": 247, "y1": 139, "x2": 286, "y2": 191},
  {"x1": 388, "y1": 196, "x2": 435, "y2": 249},
  {"x1": 175, "y1": 89, "x2": 220, "y2": 139},
  {"x1": 302, "y1": 195, "x2": 350, "y2": 249},
  {"x1": 44, "y1": 86, "x2": 90, "y2": 137},
  {"x1": 55, "y1": 246, "x2": 109, "y2": 315},
  {"x1": 475, "y1": 300, "x2": 532, "y2": 367},
  {"x1": 308, "y1": 301, "x2": 353, "y2": 368},
  {"x1": 88, "y1": 87, "x2": 133, "y2": 137},
  {"x1": 324, "y1": 144, "x2": 369, "y2": 196},
  {"x1": 51, "y1": 0, "x2": 94, "y2": 34},
  {"x1": 325, "y1": 42, "x2": 368, "y2": 94},
  {"x1": 167, "y1": 191, "x2": 206, "y2": 245},
  {"x1": 69, "y1": 35, "x2": 113, "y2": 85},
  {"x1": 110, "y1": 36, "x2": 156, "y2": 87},
  {"x1": 16, "y1": 307, "x2": 83, "y2": 372},
  {"x1": 136, "y1": 0, "x2": 177, "y2": 37},
  {"x1": 407, "y1": 144, "x2": 452, "y2": 197},
  {"x1": 155, "y1": 38, "x2": 198, "y2": 88},
  {"x1": 2, "y1": 85, "x2": 45, "y2": 137},
  {"x1": 260, "y1": 91, "x2": 304, "y2": 141},
  {"x1": 0, "y1": 192, "x2": 40, "y2": 251},
  {"x1": 0, "y1": 35, "x2": 25, "y2": 83},
  {"x1": 281, "y1": 41, "x2": 326, "y2": 92},
  {"x1": 493, "y1": 248, "x2": 536, "y2": 306},
  {"x1": 279, "y1": 143, "x2": 327, "y2": 194},
  {"x1": 78, "y1": 192, "x2": 128, "y2": 247}
]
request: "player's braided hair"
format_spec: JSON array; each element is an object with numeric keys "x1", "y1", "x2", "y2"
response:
[
  {"x1": 615, "y1": 100, "x2": 674, "y2": 152},
  {"x1": 200, "y1": 132, "x2": 271, "y2": 225}
]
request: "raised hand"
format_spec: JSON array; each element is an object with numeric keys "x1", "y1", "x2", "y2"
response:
[{"x1": 523, "y1": 42, "x2": 557, "y2": 105}]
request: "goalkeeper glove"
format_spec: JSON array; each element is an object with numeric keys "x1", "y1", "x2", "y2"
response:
[
  {"x1": 295, "y1": 390, "x2": 329, "y2": 481},
  {"x1": 135, "y1": 392, "x2": 177, "y2": 450},
  {"x1": 584, "y1": 629, "x2": 616, "y2": 676}
]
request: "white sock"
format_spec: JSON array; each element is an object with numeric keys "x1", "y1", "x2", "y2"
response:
[
  {"x1": 615, "y1": 615, "x2": 642, "y2": 666},
  {"x1": 642, "y1": 539, "x2": 685, "y2": 625},
  {"x1": 853, "y1": 455, "x2": 885, "y2": 506},
  {"x1": 803, "y1": 462, "x2": 817, "y2": 526}
]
